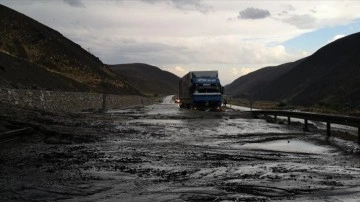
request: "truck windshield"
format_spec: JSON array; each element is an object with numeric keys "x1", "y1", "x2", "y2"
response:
[{"x1": 195, "y1": 85, "x2": 220, "y2": 93}]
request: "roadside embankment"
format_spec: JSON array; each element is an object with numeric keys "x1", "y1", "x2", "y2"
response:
[{"x1": 0, "y1": 88, "x2": 158, "y2": 112}]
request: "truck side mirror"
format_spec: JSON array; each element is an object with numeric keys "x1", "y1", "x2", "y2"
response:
[{"x1": 221, "y1": 87, "x2": 224, "y2": 94}]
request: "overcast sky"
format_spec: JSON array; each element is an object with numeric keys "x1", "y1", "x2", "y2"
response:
[{"x1": 2, "y1": 0, "x2": 360, "y2": 84}]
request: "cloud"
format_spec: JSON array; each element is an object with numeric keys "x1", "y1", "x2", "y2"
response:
[
  {"x1": 223, "y1": 67, "x2": 256, "y2": 84},
  {"x1": 277, "y1": 4, "x2": 295, "y2": 16},
  {"x1": 175, "y1": 66, "x2": 186, "y2": 73},
  {"x1": 283, "y1": 4, "x2": 296, "y2": 11},
  {"x1": 162, "y1": 65, "x2": 189, "y2": 78},
  {"x1": 238, "y1": 7, "x2": 270, "y2": 20},
  {"x1": 282, "y1": 14, "x2": 316, "y2": 29},
  {"x1": 141, "y1": 0, "x2": 211, "y2": 13},
  {"x1": 63, "y1": 0, "x2": 85, "y2": 8},
  {"x1": 4, "y1": 0, "x2": 360, "y2": 85},
  {"x1": 333, "y1": 34, "x2": 346, "y2": 41},
  {"x1": 94, "y1": 39, "x2": 191, "y2": 65},
  {"x1": 239, "y1": 67, "x2": 253, "y2": 76},
  {"x1": 328, "y1": 34, "x2": 346, "y2": 43},
  {"x1": 230, "y1": 68, "x2": 238, "y2": 76},
  {"x1": 169, "y1": 0, "x2": 211, "y2": 13},
  {"x1": 309, "y1": 9, "x2": 316, "y2": 13}
]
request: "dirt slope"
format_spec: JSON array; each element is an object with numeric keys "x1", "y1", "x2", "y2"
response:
[{"x1": 0, "y1": 4, "x2": 139, "y2": 95}]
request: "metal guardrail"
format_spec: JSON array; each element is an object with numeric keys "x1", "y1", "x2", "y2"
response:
[{"x1": 252, "y1": 110, "x2": 360, "y2": 143}]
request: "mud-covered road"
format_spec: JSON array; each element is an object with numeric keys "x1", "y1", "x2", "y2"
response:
[{"x1": 1, "y1": 96, "x2": 360, "y2": 201}]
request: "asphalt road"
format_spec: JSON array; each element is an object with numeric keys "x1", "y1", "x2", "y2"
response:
[{"x1": 1, "y1": 96, "x2": 360, "y2": 201}]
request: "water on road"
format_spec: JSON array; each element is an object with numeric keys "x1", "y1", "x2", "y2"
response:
[{"x1": 1, "y1": 96, "x2": 360, "y2": 201}]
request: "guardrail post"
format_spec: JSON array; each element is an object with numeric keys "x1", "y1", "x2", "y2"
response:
[
  {"x1": 102, "y1": 94, "x2": 107, "y2": 111},
  {"x1": 251, "y1": 110, "x2": 360, "y2": 143},
  {"x1": 304, "y1": 119, "x2": 309, "y2": 131},
  {"x1": 327, "y1": 122, "x2": 331, "y2": 137}
]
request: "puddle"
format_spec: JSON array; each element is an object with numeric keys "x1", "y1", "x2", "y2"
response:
[
  {"x1": 127, "y1": 119, "x2": 183, "y2": 125},
  {"x1": 237, "y1": 139, "x2": 332, "y2": 154},
  {"x1": 217, "y1": 119, "x2": 300, "y2": 135}
]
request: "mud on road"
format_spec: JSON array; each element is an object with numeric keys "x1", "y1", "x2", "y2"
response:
[{"x1": 1, "y1": 97, "x2": 360, "y2": 201}]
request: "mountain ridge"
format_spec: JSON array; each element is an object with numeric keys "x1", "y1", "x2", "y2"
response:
[
  {"x1": 0, "y1": 4, "x2": 139, "y2": 95},
  {"x1": 226, "y1": 32, "x2": 360, "y2": 108},
  {"x1": 109, "y1": 63, "x2": 180, "y2": 96}
]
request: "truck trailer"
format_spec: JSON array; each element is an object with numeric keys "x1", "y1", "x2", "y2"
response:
[{"x1": 179, "y1": 71, "x2": 224, "y2": 110}]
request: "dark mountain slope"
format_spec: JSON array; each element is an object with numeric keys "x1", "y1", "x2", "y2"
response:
[
  {"x1": 263, "y1": 32, "x2": 360, "y2": 106},
  {"x1": 0, "y1": 4, "x2": 139, "y2": 94},
  {"x1": 226, "y1": 32, "x2": 360, "y2": 107},
  {"x1": 109, "y1": 63, "x2": 179, "y2": 96},
  {"x1": 0, "y1": 51, "x2": 90, "y2": 91},
  {"x1": 225, "y1": 59, "x2": 304, "y2": 98}
]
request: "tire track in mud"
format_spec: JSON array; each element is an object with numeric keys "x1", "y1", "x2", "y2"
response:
[
  {"x1": 110, "y1": 105, "x2": 360, "y2": 201},
  {"x1": 79, "y1": 104, "x2": 360, "y2": 201},
  {"x1": 1, "y1": 103, "x2": 360, "y2": 201}
]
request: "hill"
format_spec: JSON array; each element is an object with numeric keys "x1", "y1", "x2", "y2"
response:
[
  {"x1": 0, "y1": 51, "x2": 90, "y2": 91},
  {"x1": 226, "y1": 32, "x2": 360, "y2": 108},
  {"x1": 109, "y1": 63, "x2": 179, "y2": 96},
  {"x1": 225, "y1": 59, "x2": 304, "y2": 98},
  {"x1": 0, "y1": 4, "x2": 139, "y2": 95}
]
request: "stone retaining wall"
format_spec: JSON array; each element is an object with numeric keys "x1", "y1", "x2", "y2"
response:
[{"x1": 0, "y1": 88, "x2": 158, "y2": 112}]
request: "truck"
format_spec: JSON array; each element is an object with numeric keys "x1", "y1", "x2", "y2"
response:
[{"x1": 178, "y1": 71, "x2": 224, "y2": 110}]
